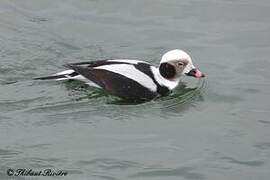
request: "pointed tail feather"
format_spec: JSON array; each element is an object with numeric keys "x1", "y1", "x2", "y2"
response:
[
  {"x1": 33, "y1": 74, "x2": 67, "y2": 80},
  {"x1": 34, "y1": 69, "x2": 79, "y2": 81}
]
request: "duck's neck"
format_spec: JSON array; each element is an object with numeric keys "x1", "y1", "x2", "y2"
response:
[{"x1": 151, "y1": 66, "x2": 180, "y2": 90}]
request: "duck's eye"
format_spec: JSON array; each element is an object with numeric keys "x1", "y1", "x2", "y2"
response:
[{"x1": 177, "y1": 62, "x2": 184, "y2": 66}]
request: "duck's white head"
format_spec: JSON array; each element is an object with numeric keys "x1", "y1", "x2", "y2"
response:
[{"x1": 159, "y1": 49, "x2": 205, "y2": 80}]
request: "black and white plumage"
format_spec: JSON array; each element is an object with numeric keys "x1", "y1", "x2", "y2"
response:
[{"x1": 35, "y1": 49, "x2": 205, "y2": 100}]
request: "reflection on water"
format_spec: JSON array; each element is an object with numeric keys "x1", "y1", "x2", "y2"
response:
[
  {"x1": 62, "y1": 79, "x2": 206, "y2": 108},
  {"x1": 158, "y1": 80, "x2": 205, "y2": 109}
]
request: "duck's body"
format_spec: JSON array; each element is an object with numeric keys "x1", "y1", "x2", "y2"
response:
[{"x1": 35, "y1": 50, "x2": 205, "y2": 100}]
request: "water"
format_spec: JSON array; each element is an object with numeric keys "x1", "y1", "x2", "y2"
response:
[{"x1": 1, "y1": 0, "x2": 270, "y2": 179}]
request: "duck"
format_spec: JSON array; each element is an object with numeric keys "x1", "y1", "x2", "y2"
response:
[{"x1": 35, "y1": 49, "x2": 205, "y2": 100}]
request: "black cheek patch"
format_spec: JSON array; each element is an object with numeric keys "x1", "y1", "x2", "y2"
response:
[{"x1": 159, "y1": 63, "x2": 176, "y2": 79}]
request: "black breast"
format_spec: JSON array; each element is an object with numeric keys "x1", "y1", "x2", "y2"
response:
[{"x1": 134, "y1": 63, "x2": 170, "y2": 96}]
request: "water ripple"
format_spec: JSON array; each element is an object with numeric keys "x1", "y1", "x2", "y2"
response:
[
  {"x1": 129, "y1": 167, "x2": 204, "y2": 179},
  {"x1": 253, "y1": 142, "x2": 270, "y2": 150},
  {"x1": 78, "y1": 158, "x2": 141, "y2": 170},
  {"x1": 0, "y1": 149, "x2": 21, "y2": 156},
  {"x1": 92, "y1": 175, "x2": 120, "y2": 180},
  {"x1": 221, "y1": 157, "x2": 264, "y2": 167}
]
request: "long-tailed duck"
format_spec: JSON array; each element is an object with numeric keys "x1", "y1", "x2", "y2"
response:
[{"x1": 35, "y1": 49, "x2": 205, "y2": 100}]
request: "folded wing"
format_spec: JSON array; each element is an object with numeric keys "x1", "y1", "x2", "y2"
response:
[{"x1": 65, "y1": 63, "x2": 158, "y2": 100}]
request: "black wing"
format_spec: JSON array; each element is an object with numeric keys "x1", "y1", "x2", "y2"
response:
[
  {"x1": 64, "y1": 60, "x2": 134, "y2": 68},
  {"x1": 53, "y1": 59, "x2": 136, "y2": 81},
  {"x1": 65, "y1": 64, "x2": 158, "y2": 100}
]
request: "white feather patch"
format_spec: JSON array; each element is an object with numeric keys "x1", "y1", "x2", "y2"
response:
[
  {"x1": 94, "y1": 64, "x2": 157, "y2": 92},
  {"x1": 54, "y1": 70, "x2": 101, "y2": 88},
  {"x1": 55, "y1": 69, "x2": 75, "y2": 76},
  {"x1": 66, "y1": 75, "x2": 101, "y2": 88},
  {"x1": 85, "y1": 81, "x2": 101, "y2": 88},
  {"x1": 151, "y1": 67, "x2": 180, "y2": 90}
]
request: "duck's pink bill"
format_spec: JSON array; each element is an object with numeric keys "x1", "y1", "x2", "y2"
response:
[{"x1": 195, "y1": 69, "x2": 205, "y2": 78}]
